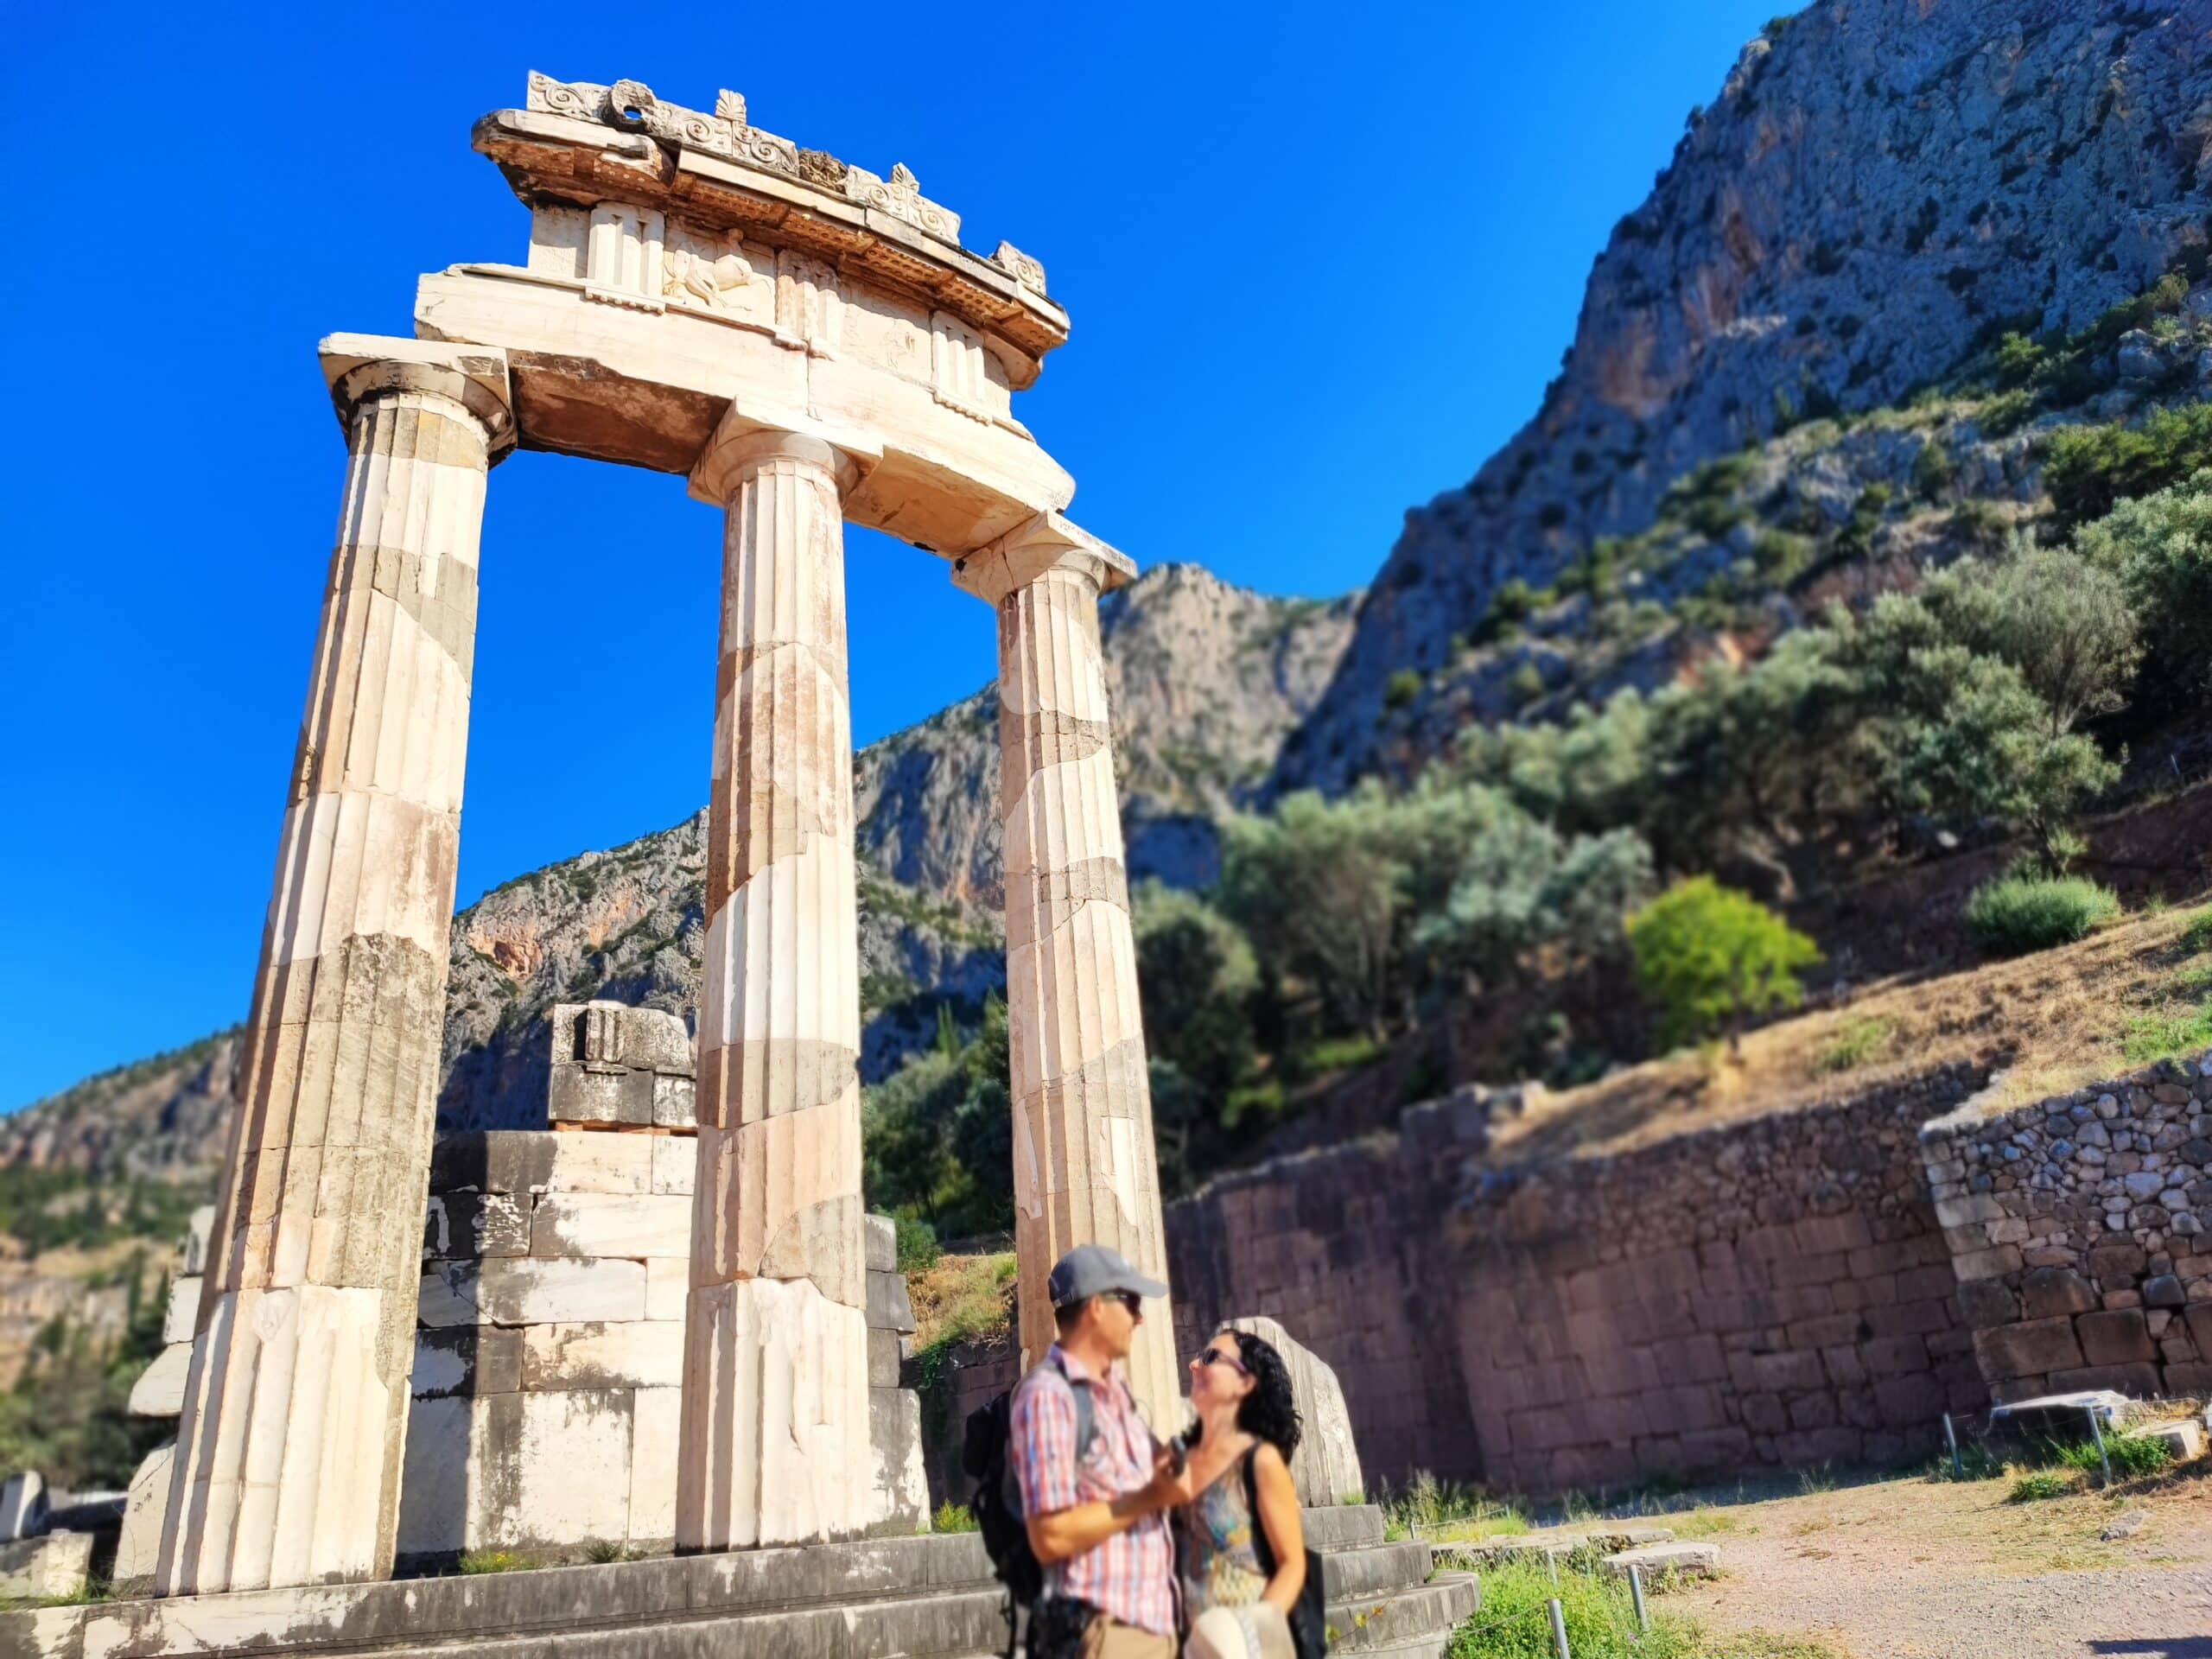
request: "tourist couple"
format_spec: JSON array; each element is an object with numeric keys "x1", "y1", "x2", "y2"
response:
[{"x1": 1012, "y1": 1245, "x2": 1311, "y2": 1659}]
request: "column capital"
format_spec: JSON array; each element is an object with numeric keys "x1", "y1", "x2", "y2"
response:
[
  {"x1": 319, "y1": 334, "x2": 516, "y2": 457},
  {"x1": 950, "y1": 511, "x2": 1136, "y2": 607},
  {"x1": 688, "y1": 416, "x2": 867, "y2": 506}
]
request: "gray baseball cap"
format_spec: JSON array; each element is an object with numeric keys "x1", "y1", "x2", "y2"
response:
[{"x1": 1048, "y1": 1244, "x2": 1168, "y2": 1309}]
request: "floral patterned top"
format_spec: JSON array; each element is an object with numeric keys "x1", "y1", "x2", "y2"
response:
[{"x1": 1178, "y1": 1447, "x2": 1269, "y2": 1616}]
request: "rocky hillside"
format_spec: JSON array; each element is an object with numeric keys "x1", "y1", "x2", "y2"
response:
[
  {"x1": 857, "y1": 564, "x2": 1357, "y2": 905},
  {"x1": 3, "y1": 566, "x2": 1351, "y2": 1165},
  {"x1": 1280, "y1": 0, "x2": 2212, "y2": 792}
]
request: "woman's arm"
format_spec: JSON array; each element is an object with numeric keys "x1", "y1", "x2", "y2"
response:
[{"x1": 1252, "y1": 1443, "x2": 1306, "y2": 1615}]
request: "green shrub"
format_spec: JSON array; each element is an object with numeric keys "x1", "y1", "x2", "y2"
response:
[
  {"x1": 1963, "y1": 874, "x2": 2120, "y2": 956},
  {"x1": 932, "y1": 1501, "x2": 980, "y2": 1534},
  {"x1": 1446, "y1": 1560, "x2": 1698, "y2": 1658},
  {"x1": 2007, "y1": 1470, "x2": 2074, "y2": 1503},
  {"x1": 1913, "y1": 436, "x2": 1956, "y2": 501},
  {"x1": 2054, "y1": 1433, "x2": 2172, "y2": 1480},
  {"x1": 1814, "y1": 1015, "x2": 1894, "y2": 1075},
  {"x1": 2180, "y1": 906, "x2": 2212, "y2": 954},
  {"x1": 2046, "y1": 404, "x2": 2212, "y2": 530},
  {"x1": 458, "y1": 1548, "x2": 534, "y2": 1574},
  {"x1": 1385, "y1": 669, "x2": 1423, "y2": 709},
  {"x1": 1976, "y1": 388, "x2": 2039, "y2": 436},
  {"x1": 1627, "y1": 877, "x2": 1821, "y2": 1051},
  {"x1": 1992, "y1": 331, "x2": 2046, "y2": 389},
  {"x1": 893, "y1": 1216, "x2": 941, "y2": 1274}
]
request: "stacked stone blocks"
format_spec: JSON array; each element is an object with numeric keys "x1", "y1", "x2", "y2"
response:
[{"x1": 1921, "y1": 1053, "x2": 2212, "y2": 1402}]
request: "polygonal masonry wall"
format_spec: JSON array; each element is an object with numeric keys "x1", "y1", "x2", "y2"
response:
[{"x1": 156, "y1": 74, "x2": 1169, "y2": 1593}]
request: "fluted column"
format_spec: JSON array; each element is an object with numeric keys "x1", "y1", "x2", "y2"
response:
[
  {"x1": 677, "y1": 426, "x2": 872, "y2": 1548},
  {"x1": 157, "y1": 340, "x2": 512, "y2": 1595},
  {"x1": 954, "y1": 515, "x2": 1178, "y2": 1424}
]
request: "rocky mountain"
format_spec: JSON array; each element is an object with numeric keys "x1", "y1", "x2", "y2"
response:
[
  {"x1": 1280, "y1": 0, "x2": 2212, "y2": 792},
  {"x1": 3, "y1": 565, "x2": 1352, "y2": 1166}
]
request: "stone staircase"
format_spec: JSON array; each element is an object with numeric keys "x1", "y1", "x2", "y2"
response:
[{"x1": 2, "y1": 1508, "x2": 1476, "y2": 1659}]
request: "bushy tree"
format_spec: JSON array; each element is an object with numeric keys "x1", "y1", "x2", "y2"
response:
[
  {"x1": 2075, "y1": 468, "x2": 2212, "y2": 699},
  {"x1": 861, "y1": 994, "x2": 1012, "y2": 1238},
  {"x1": 1221, "y1": 786, "x2": 1406, "y2": 1039},
  {"x1": 1411, "y1": 806, "x2": 1652, "y2": 993},
  {"x1": 2045, "y1": 403, "x2": 2212, "y2": 530},
  {"x1": 1913, "y1": 548, "x2": 2140, "y2": 735},
  {"x1": 1132, "y1": 883, "x2": 1269, "y2": 1191},
  {"x1": 1626, "y1": 877, "x2": 1821, "y2": 1052}
]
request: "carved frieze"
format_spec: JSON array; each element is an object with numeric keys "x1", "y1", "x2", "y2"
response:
[
  {"x1": 585, "y1": 202, "x2": 666, "y2": 311},
  {"x1": 664, "y1": 229, "x2": 754, "y2": 314},
  {"x1": 524, "y1": 73, "x2": 980, "y2": 270}
]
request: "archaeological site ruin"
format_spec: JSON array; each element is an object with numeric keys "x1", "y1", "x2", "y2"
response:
[{"x1": 0, "y1": 73, "x2": 1481, "y2": 1659}]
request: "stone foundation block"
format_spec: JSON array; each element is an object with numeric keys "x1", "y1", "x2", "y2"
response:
[
  {"x1": 866, "y1": 1268, "x2": 915, "y2": 1334},
  {"x1": 866, "y1": 1215, "x2": 898, "y2": 1274},
  {"x1": 420, "y1": 1257, "x2": 649, "y2": 1327},
  {"x1": 869, "y1": 1388, "x2": 928, "y2": 1535},
  {"x1": 424, "y1": 1192, "x2": 530, "y2": 1260},
  {"x1": 125, "y1": 1341, "x2": 190, "y2": 1418},
  {"x1": 869, "y1": 1325, "x2": 904, "y2": 1389},
  {"x1": 0, "y1": 1530, "x2": 92, "y2": 1600},
  {"x1": 645, "y1": 1257, "x2": 690, "y2": 1320},
  {"x1": 111, "y1": 1441, "x2": 175, "y2": 1599},
  {"x1": 2079, "y1": 1309, "x2": 2156, "y2": 1366},
  {"x1": 523, "y1": 1320, "x2": 686, "y2": 1391},
  {"x1": 161, "y1": 1277, "x2": 203, "y2": 1346},
  {"x1": 397, "y1": 1389, "x2": 635, "y2": 1560},
  {"x1": 412, "y1": 1326, "x2": 522, "y2": 1399},
  {"x1": 1974, "y1": 1317, "x2": 2084, "y2": 1380},
  {"x1": 531, "y1": 1193, "x2": 694, "y2": 1259}
]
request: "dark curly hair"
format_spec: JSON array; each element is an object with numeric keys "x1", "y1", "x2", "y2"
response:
[{"x1": 1223, "y1": 1327, "x2": 1302, "y2": 1461}]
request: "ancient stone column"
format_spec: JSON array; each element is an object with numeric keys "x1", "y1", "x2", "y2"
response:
[
  {"x1": 157, "y1": 340, "x2": 512, "y2": 1595},
  {"x1": 954, "y1": 515, "x2": 1179, "y2": 1424},
  {"x1": 677, "y1": 426, "x2": 872, "y2": 1548}
]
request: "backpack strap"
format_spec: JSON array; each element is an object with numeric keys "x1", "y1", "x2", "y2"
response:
[
  {"x1": 1240, "y1": 1448, "x2": 1274, "y2": 1574},
  {"x1": 1044, "y1": 1349, "x2": 1100, "y2": 1468}
]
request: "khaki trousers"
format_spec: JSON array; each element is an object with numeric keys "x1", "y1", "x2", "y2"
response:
[{"x1": 1082, "y1": 1615, "x2": 1177, "y2": 1659}]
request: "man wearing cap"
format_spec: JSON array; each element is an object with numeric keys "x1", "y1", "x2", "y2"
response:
[{"x1": 1011, "y1": 1244, "x2": 1185, "y2": 1659}]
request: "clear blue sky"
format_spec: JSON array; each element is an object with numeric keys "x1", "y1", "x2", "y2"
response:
[{"x1": 1, "y1": 1, "x2": 1781, "y2": 1109}]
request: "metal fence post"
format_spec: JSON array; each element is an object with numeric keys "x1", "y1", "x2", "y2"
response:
[
  {"x1": 1630, "y1": 1563, "x2": 1649, "y2": 1634},
  {"x1": 2087, "y1": 1405, "x2": 2113, "y2": 1484},
  {"x1": 1942, "y1": 1411, "x2": 1962, "y2": 1478},
  {"x1": 1548, "y1": 1596, "x2": 1571, "y2": 1658}
]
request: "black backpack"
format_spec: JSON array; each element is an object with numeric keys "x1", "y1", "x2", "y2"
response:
[
  {"x1": 963, "y1": 1363, "x2": 1096, "y2": 1606},
  {"x1": 1241, "y1": 1452, "x2": 1329, "y2": 1659}
]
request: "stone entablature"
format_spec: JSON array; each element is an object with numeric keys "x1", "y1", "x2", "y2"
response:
[{"x1": 1921, "y1": 1054, "x2": 2212, "y2": 1402}]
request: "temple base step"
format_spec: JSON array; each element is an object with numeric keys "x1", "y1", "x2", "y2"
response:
[{"x1": 1, "y1": 1509, "x2": 1476, "y2": 1659}]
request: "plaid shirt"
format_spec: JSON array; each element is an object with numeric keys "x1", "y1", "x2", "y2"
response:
[{"x1": 1009, "y1": 1344, "x2": 1177, "y2": 1637}]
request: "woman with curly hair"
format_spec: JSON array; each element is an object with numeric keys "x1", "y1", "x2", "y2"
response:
[{"x1": 1175, "y1": 1326, "x2": 1308, "y2": 1659}]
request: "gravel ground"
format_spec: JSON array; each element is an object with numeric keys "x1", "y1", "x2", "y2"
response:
[{"x1": 1662, "y1": 1465, "x2": 2212, "y2": 1658}]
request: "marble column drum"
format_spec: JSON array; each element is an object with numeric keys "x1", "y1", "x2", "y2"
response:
[
  {"x1": 677, "y1": 427, "x2": 872, "y2": 1548},
  {"x1": 955, "y1": 520, "x2": 1179, "y2": 1425},
  {"x1": 157, "y1": 347, "x2": 512, "y2": 1595}
]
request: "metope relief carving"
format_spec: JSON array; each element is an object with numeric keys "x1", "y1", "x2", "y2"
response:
[
  {"x1": 776, "y1": 251, "x2": 843, "y2": 356},
  {"x1": 586, "y1": 203, "x2": 666, "y2": 310},
  {"x1": 663, "y1": 226, "x2": 758, "y2": 316}
]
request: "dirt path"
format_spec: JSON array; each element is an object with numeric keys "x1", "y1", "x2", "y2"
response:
[{"x1": 1663, "y1": 1468, "x2": 2212, "y2": 1658}]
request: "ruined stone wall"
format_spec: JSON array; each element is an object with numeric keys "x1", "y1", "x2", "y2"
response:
[
  {"x1": 1453, "y1": 1067, "x2": 1987, "y2": 1494},
  {"x1": 1167, "y1": 1093, "x2": 1494, "y2": 1484},
  {"x1": 1920, "y1": 1055, "x2": 2212, "y2": 1402},
  {"x1": 1166, "y1": 1068, "x2": 1988, "y2": 1495}
]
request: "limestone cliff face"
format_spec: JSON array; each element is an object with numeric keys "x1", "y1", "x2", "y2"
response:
[
  {"x1": 5, "y1": 566, "x2": 1351, "y2": 1163},
  {"x1": 855, "y1": 563, "x2": 1357, "y2": 905},
  {"x1": 1281, "y1": 0, "x2": 2212, "y2": 791}
]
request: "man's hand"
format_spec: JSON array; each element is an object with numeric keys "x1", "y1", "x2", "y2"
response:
[{"x1": 1141, "y1": 1446, "x2": 1192, "y2": 1511}]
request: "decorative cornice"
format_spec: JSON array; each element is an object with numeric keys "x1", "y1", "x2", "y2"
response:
[
  {"x1": 950, "y1": 512, "x2": 1136, "y2": 606},
  {"x1": 524, "y1": 73, "x2": 1001, "y2": 281}
]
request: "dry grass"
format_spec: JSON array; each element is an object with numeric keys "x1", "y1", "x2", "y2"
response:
[
  {"x1": 907, "y1": 1250, "x2": 1016, "y2": 1351},
  {"x1": 1487, "y1": 906, "x2": 2212, "y2": 1164}
]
